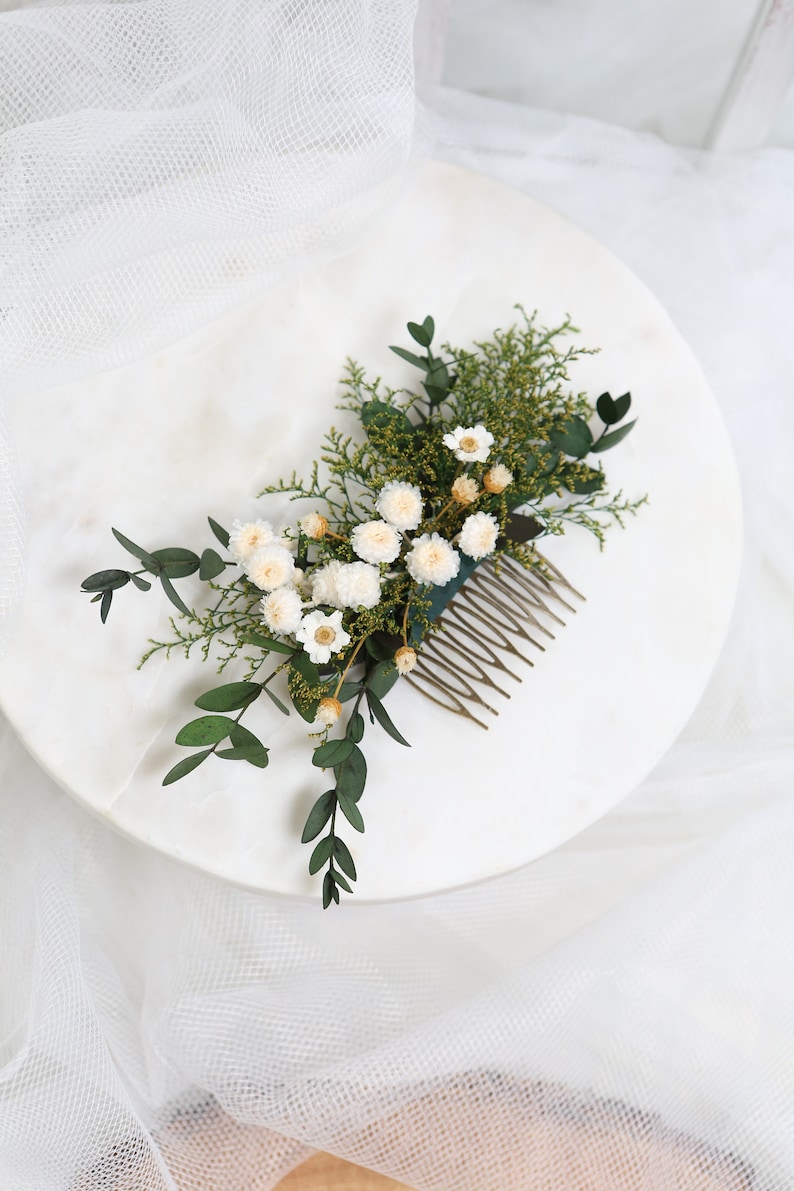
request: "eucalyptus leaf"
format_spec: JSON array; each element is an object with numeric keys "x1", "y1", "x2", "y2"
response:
[
  {"x1": 421, "y1": 315, "x2": 435, "y2": 341},
  {"x1": 336, "y1": 789, "x2": 364, "y2": 833},
  {"x1": 229, "y1": 723, "x2": 263, "y2": 749},
  {"x1": 100, "y1": 589, "x2": 113, "y2": 623},
  {"x1": 332, "y1": 869, "x2": 353, "y2": 894},
  {"x1": 129, "y1": 573, "x2": 152, "y2": 592},
  {"x1": 207, "y1": 516, "x2": 231, "y2": 549},
  {"x1": 159, "y1": 572, "x2": 192, "y2": 618},
  {"x1": 591, "y1": 419, "x2": 637, "y2": 453},
  {"x1": 111, "y1": 528, "x2": 159, "y2": 569},
  {"x1": 345, "y1": 711, "x2": 365, "y2": 743},
  {"x1": 90, "y1": 593, "x2": 103, "y2": 603},
  {"x1": 309, "y1": 835, "x2": 334, "y2": 875},
  {"x1": 290, "y1": 651, "x2": 322, "y2": 687},
  {"x1": 423, "y1": 382, "x2": 449, "y2": 406},
  {"x1": 81, "y1": 569, "x2": 130, "y2": 593},
  {"x1": 596, "y1": 392, "x2": 618, "y2": 425},
  {"x1": 194, "y1": 682, "x2": 261, "y2": 712},
  {"x1": 322, "y1": 871, "x2": 335, "y2": 909},
  {"x1": 199, "y1": 547, "x2": 226, "y2": 580},
  {"x1": 162, "y1": 749, "x2": 212, "y2": 786},
  {"x1": 365, "y1": 690, "x2": 410, "y2": 747},
  {"x1": 613, "y1": 392, "x2": 632, "y2": 421},
  {"x1": 407, "y1": 320, "x2": 432, "y2": 348},
  {"x1": 216, "y1": 745, "x2": 269, "y2": 768},
  {"x1": 504, "y1": 512, "x2": 544, "y2": 544},
  {"x1": 425, "y1": 360, "x2": 450, "y2": 391},
  {"x1": 175, "y1": 715, "x2": 234, "y2": 747},
  {"x1": 337, "y1": 681, "x2": 362, "y2": 703},
  {"x1": 335, "y1": 745, "x2": 366, "y2": 802},
  {"x1": 263, "y1": 685, "x2": 290, "y2": 716},
  {"x1": 548, "y1": 417, "x2": 594, "y2": 459},
  {"x1": 389, "y1": 345, "x2": 429, "y2": 371},
  {"x1": 332, "y1": 837, "x2": 357, "y2": 882},
  {"x1": 301, "y1": 790, "x2": 336, "y2": 842},
  {"x1": 148, "y1": 547, "x2": 200, "y2": 578},
  {"x1": 366, "y1": 659, "x2": 399, "y2": 700},
  {"x1": 241, "y1": 631, "x2": 295, "y2": 656},
  {"x1": 312, "y1": 738, "x2": 355, "y2": 768}
]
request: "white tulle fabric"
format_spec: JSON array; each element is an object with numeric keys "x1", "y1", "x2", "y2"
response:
[{"x1": 2, "y1": 5, "x2": 794, "y2": 1189}]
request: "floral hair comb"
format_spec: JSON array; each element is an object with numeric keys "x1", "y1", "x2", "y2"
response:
[{"x1": 82, "y1": 309, "x2": 643, "y2": 907}]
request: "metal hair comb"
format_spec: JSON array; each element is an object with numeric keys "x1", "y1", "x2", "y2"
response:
[{"x1": 406, "y1": 552, "x2": 584, "y2": 728}]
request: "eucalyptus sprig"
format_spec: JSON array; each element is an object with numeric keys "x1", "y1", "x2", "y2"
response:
[{"x1": 81, "y1": 308, "x2": 645, "y2": 907}]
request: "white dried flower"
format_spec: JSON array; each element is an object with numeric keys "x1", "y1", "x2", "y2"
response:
[
  {"x1": 483, "y1": 464, "x2": 513, "y2": 494},
  {"x1": 310, "y1": 559, "x2": 345, "y2": 608},
  {"x1": 228, "y1": 519, "x2": 277, "y2": 564},
  {"x1": 335, "y1": 562, "x2": 382, "y2": 609},
  {"x1": 245, "y1": 544, "x2": 296, "y2": 591},
  {"x1": 300, "y1": 512, "x2": 329, "y2": 540},
  {"x1": 458, "y1": 511, "x2": 499, "y2": 560},
  {"x1": 405, "y1": 533, "x2": 460, "y2": 586},
  {"x1": 260, "y1": 586, "x2": 303, "y2": 635},
  {"x1": 451, "y1": 476, "x2": 479, "y2": 505},
  {"x1": 316, "y1": 697, "x2": 342, "y2": 727},
  {"x1": 442, "y1": 424, "x2": 494, "y2": 463},
  {"x1": 394, "y1": 646, "x2": 417, "y2": 675},
  {"x1": 295, "y1": 610, "x2": 351, "y2": 665},
  {"x1": 351, "y1": 519, "x2": 401, "y2": 565},
  {"x1": 376, "y1": 481, "x2": 423, "y2": 531}
]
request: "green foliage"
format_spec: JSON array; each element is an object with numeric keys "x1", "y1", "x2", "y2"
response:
[{"x1": 82, "y1": 308, "x2": 644, "y2": 908}]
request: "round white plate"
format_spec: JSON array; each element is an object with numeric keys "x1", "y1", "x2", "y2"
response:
[{"x1": 0, "y1": 162, "x2": 741, "y2": 901}]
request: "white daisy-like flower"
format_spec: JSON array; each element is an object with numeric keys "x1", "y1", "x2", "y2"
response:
[
  {"x1": 310, "y1": 559, "x2": 345, "y2": 608},
  {"x1": 376, "y1": 481, "x2": 424, "y2": 531},
  {"x1": 405, "y1": 533, "x2": 460, "y2": 586},
  {"x1": 350, "y1": 520, "x2": 401, "y2": 565},
  {"x1": 260, "y1": 585, "x2": 304, "y2": 635},
  {"x1": 316, "y1": 697, "x2": 342, "y2": 727},
  {"x1": 335, "y1": 562, "x2": 382, "y2": 610},
  {"x1": 458, "y1": 511, "x2": 500, "y2": 560},
  {"x1": 245, "y1": 544, "x2": 295, "y2": 592},
  {"x1": 483, "y1": 464, "x2": 514, "y2": 494},
  {"x1": 228, "y1": 519, "x2": 277, "y2": 564},
  {"x1": 442, "y1": 424, "x2": 494, "y2": 464},
  {"x1": 295, "y1": 610, "x2": 351, "y2": 665},
  {"x1": 394, "y1": 646, "x2": 418, "y2": 675},
  {"x1": 451, "y1": 476, "x2": 479, "y2": 505},
  {"x1": 300, "y1": 512, "x2": 329, "y2": 540}
]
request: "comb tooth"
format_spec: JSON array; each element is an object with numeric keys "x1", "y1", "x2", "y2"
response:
[{"x1": 410, "y1": 554, "x2": 583, "y2": 725}]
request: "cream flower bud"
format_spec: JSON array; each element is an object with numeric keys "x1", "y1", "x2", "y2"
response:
[
  {"x1": 300, "y1": 512, "x2": 329, "y2": 540},
  {"x1": 405, "y1": 533, "x2": 460, "y2": 586},
  {"x1": 451, "y1": 476, "x2": 479, "y2": 505},
  {"x1": 394, "y1": 646, "x2": 417, "y2": 675},
  {"x1": 483, "y1": 464, "x2": 513, "y2": 494},
  {"x1": 260, "y1": 585, "x2": 303, "y2": 634},
  {"x1": 245, "y1": 544, "x2": 296, "y2": 591},
  {"x1": 317, "y1": 697, "x2": 342, "y2": 727},
  {"x1": 228, "y1": 519, "x2": 277, "y2": 564}
]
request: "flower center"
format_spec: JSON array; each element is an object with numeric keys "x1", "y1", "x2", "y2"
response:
[
  {"x1": 314, "y1": 626, "x2": 336, "y2": 645},
  {"x1": 459, "y1": 435, "x2": 478, "y2": 452}
]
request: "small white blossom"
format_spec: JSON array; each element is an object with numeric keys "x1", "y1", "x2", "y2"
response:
[
  {"x1": 376, "y1": 481, "x2": 423, "y2": 531},
  {"x1": 451, "y1": 476, "x2": 479, "y2": 505},
  {"x1": 260, "y1": 586, "x2": 303, "y2": 635},
  {"x1": 245, "y1": 544, "x2": 296, "y2": 591},
  {"x1": 300, "y1": 512, "x2": 329, "y2": 540},
  {"x1": 458, "y1": 511, "x2": 499, "y2": 560},
  {"x1": 351, "y1": 520, "x2": 401, "y2": 565},
  {"x1": 405, "y1": 533, "x2": 460, "y2": 586},
  {"x1": 316, "y1": 697, "x2": 342, "y2": 727},
  {"x1": 228, "y1": 519, "x2": 277, "y2": 564},
  {"x1": 394, "y1": 646, "x2": 418, "y2": 675},
  {"x1": 295, "y1": 610, "x2": 351, "y2": 665},
  {"x1": 442, "y1": 424, "x2": 494, "y2": 463},
  {"x1": 310, "y1": 559, "x2": 345, "y2": 608},
  {"x1": 483, "y1": 464, "x2": 513, "y2": 494},
  {"x1": 335, "y1": 562, "x2": 382, "y2": 610}
]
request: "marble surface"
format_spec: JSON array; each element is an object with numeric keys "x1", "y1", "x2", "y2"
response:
[{"x1": 0, "y1": 162, "x2": 742, "y2": 901}]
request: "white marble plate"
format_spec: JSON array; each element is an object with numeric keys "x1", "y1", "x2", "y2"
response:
[{"x1": 0, "y1": 162, "x2": 741, "y2": 901}]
